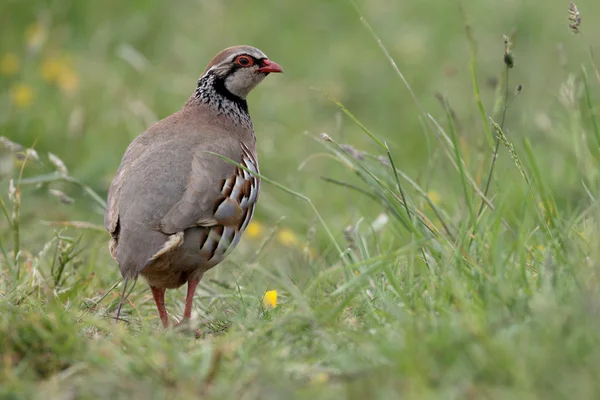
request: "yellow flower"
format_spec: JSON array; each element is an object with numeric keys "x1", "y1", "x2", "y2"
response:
[
  {"x1": 25, "y1": 23, "x2": 46, "y2": 51},
  {"x1": 536, "y1": 244, "x2": 545, "y2": 252},
  {"x1": 427, "y1": 190, "x2": 441, "y2": 205},
  {"x1": 263, "y1": 290, "x2": 277, "y2": 308},
  {"x1": 277, "y1": 228, "x2": 299, "y2": 247},
  {"x1": 57, "y1": 68, "x2": 79, "y2": 93},
  {"x1": 40, "y1": 55, "x2": 79, "y2": 93},
  {"x1": 311, "y1": 372, "x2": 329, "y2": 384},
  {"x1": 246, "y1": 221, "x2": 263, "y2": 238},
  {"x1": 41, "y1": 57, "x2": 64, "y2": 83},
  {"x1": 0, "y1": 53, "x2": 19, "y2": 76},
  {"x1": 10, "y1": 83, "x2": 34, "y2": 108}
]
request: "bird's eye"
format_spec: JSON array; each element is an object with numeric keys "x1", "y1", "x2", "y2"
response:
[{"x1": 235, "y1": 55, "x2": 254, "y2": 67}]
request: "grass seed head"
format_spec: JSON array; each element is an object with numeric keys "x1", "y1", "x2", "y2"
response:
[
  {"x1": 503, "y1": 34, "x2": 514, "y2": 68},
  {"x1": 568, "y1": 2, "x2": 582, "y2": 34},
  {"x1": 48, "y1": 152, "x2": 69, "y2": 175},
  {"x1": 320, "y1": 133, "x2": 333, "y2": 142},
  {"x1": 339, "y1": 144, "x2": 366, "y2": 160},
  {"x1": 49, "y1": 189, "x2": 74, "y2": 205}
]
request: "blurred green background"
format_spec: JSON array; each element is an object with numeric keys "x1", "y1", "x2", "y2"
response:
[
  {"x1": 2, "y1": 0, "x2": 598, "y2": 234},
  {"x1": 2, "y1": 0, "x2": 600, "y2": 398}
]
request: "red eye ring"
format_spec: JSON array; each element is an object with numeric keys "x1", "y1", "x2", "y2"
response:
[{"x1": 235, "y1": 55, "x2": 254, "y2": 67}]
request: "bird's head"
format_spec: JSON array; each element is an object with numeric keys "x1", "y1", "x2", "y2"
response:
[{"x1": 202, "y1": 45, "x2": 283, "y2": 99}]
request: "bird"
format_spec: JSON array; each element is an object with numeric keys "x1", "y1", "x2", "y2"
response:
[{"x1": 104, "y1": 45, "x2": 283, "y2": 328}]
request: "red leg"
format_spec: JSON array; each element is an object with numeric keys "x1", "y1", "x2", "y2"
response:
[
  {"x1": 182, "y1": 279, "x2": 200, "y2": 321},
  {"x1": 150, "y1": 286, "x2": 169, "y2": 328}
]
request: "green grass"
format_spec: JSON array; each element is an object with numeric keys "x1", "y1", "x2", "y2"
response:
[{"x1": 2, "y1": 0, "x2": 600, "y2": 398}]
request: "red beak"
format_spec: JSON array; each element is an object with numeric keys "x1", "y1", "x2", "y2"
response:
[{"x1": 257, "y1": 59, "x2": 284, "y2": 73}]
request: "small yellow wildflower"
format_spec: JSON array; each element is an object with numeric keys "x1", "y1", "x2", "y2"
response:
[
  {"x1": 536, "y1": 244, "x2": 545, "y2": 252},
  {"x1": 25, "y1": 23, "x2": 46, "y2": 51},
  {"x1": 263, "y1": 290, "x2": 277, "y2": 308},
  {"x1": 427, "y1": 190, "x2": 441, "y2": 205},
  {"x1": 40, "y1": 56, "x2": 79, "y2": 94},
  {"x1": 10, "y1": 83, "x2": 34, "y2": 108},
  {"x1": 277, "y1": 228, "x2": 299, "y2": 247},
  {"x1": 311, "y1": 372, "x2": 329, "y2": 384},
  {"x1": 0, "y1": 53, "x2": 19, "y2": 76},
  {"x1": 41, "y1": 57, "x2": 64, "y2": 83},
  {"x1": 57, "y1": 68, "x2": 79, "y2": 93},
  {"x1": 246, "y1": 221, "x2": 263, "y2": 238}
]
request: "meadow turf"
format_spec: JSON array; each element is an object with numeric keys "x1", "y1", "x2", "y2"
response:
[{"x1": 2, "y1": 0, "x2": 600, "y2": 398}]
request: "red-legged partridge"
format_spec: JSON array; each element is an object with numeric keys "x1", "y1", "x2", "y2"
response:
[{"x1": 104, "y1": 46, "x2": 283, "y2": 327}]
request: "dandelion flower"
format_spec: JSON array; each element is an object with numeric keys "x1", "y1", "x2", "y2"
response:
[
  {"x1": 10, "y1": 83, "x2": 34, "y2": 108},
  {"x1": 246, "y1": 221, "x2": 263, "y2": 238},
  {"x1": 0, "y1": 53, "x2": 19, "y2": 76},
  {"x1": 263, "y1": 290, "x2": 277, "y2": 308},
  {"x1": 277, "y1": 228, "x2": 299, "y2": 247}
]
